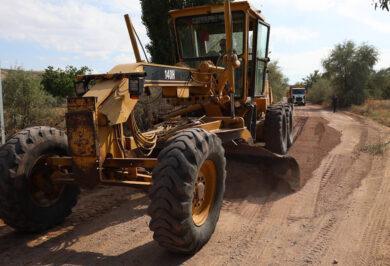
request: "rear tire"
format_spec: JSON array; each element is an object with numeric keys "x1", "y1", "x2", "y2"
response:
[
  {"x1": 264, "y1": 106, "x2": 288, "y2": 155},
  {"x1": 0, "y1": 127, "x2": 79, "y2": 233},
  {"x1": 148, "y1": 128, "x2": 226, "y2": 254}
]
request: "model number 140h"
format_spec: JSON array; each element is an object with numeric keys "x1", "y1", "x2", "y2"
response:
[{"x1": 164, "y1": 69, "x2": 175, "y2": 80}]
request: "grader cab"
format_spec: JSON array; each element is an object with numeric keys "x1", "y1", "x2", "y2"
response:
[{"x1": 0, "y1": 1, "x2": 300, "y2": 254}]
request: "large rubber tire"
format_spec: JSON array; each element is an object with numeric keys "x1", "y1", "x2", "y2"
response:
[
  {"x1": 264, "y1": 106, "x2": 288, "y2": 155},
  {"x1": 148, "y1": 128, "x2": 226, "y2": 254},
  {"x1": 0, "y1": 127, "x2": 80, "y2": 233},
  {"x1": 285, "y1": 105, "x2": 294, "y2": 148}
]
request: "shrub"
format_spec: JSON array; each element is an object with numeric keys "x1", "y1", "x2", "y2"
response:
[
  {"x1": 41, "y1": 66, "x2": 91, "y2": 99},
  {"x1": 2, "y1": 68, "x2": 58, "y2": 135},
  {"x1": 306, "y1": 77, "x2": 333, "y2": 104}
]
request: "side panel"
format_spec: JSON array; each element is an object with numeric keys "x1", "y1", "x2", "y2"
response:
[
  {"x1": 66, "y1": 111, "x2": 98, "y2": 157},
  {"x1": 66, "y1": 97, "x2": 100, "y2": 188},
  {"x1": 143, "y1": 65, "x2": 191, "y2": 86}
]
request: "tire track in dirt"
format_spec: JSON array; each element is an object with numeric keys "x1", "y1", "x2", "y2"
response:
[
  {"x1": 227, "y1": 109, "x2": 344, "y2": 265},
  {"x1": 292, "y1": 116, "x2": 308, "y2": 142},
  {"x1": 358, "y1": 206, "x2": 388, "y2": 265},
  {"x1": 0, "y1": 187, "x2": 145, "y2": 255},
  {"x1": 219, "y1": 198, "x2": 274, "y2": 265},
  {"x1": 302, "y1": 214, "x2": 337, "y2": 264},
  {"x1": 206, "y1": 159, "x2": 276, "y2": 265},
  {"x1": 314, "y1": 110, "x2": 390, "y2": 265},
  {"x1": 242, "y1": 192, "x2": 298, "y2": 264},
  {"x1": 317, "y1": 155, "x2": 337, "y2": 187},
  {"x1": 355, "y1": 154, "x2": 390, "y2": 265},
  {"x1": 290, "y1": 107, "x2": 376, "y2": 265},
  {"x1": 286, "y1": 155, "x2": 337, "y2": 222},
  {"x1": 313, "y1": 113, "x2": 371, "y2": 213}
]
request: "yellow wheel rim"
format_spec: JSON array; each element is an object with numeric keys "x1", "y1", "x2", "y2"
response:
[{"x1": 192, "y1": 160, "x2": 217, "y2": 226}]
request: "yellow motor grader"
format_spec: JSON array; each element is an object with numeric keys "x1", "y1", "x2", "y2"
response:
[{"x1": 0, "y1": 1, "x2": 300, "y2": 254}]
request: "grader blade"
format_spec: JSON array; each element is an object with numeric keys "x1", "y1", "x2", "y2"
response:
[{"x1": 224, "y1": 143, "x2": 302, "y2": 191}]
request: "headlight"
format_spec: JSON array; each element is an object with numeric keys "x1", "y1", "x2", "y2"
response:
[
  {"x1": 128, "y1": 77, "x2": 145, "y2": 97},
  {"x1": 75, "y1": 81, "x2": 87, "y2": 96}
]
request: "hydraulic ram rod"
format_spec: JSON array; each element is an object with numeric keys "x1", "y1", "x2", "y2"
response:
[{"x1": 124, "y1": 14, "x2": 142, "y2": 63}]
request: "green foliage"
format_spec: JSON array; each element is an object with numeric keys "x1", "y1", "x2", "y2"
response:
[
  {"x1": 140, "y1": 0, "x2": 229, "y2": 64},
  {"x1": 367, "y1": 68, "x2": 390, "y2": 99},
  {"x1": 41, "y1": 66, "x2": 91, "y2": 98},
  {"x1": 268, "y1": 61, "x2": 289, "y2": 102},
  {"x1": 302, "y1": 70, "x2": 321, "y2": 91},
  {"x1": 360, "y1": 141, "x2": 390, "y2": 156},
  {"x1": 2, "y1": 68, "x2": 56, "y2": 133},
  {"x1": 306, "y1": 77, "x2": 333, "y2": 104},
  {"x1": 322, "y1": 40, "x2": 378, "y2": 107}
]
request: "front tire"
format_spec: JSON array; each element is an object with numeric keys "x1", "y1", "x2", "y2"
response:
[
  {"x1": 264, "y1": 105, "x2": 288, "y2": 155},
  {"x1": 0, "y1": 127, "x2": 79, "y2": 232},
  {"x1": 148, "y1": 128, "x2": 226, "y2": 254}
]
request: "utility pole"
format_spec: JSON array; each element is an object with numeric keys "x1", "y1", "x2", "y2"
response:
[{"x1": 0, "y1": 66, "x2": 5, "y2": 145}]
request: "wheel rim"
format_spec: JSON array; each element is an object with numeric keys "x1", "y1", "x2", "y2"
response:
[
  {"x1": 192, "y1": 159, "x2": 217, "y2": 226},
  {"x1": 29, "y1": 155, "x2": 65, "y2": 207}
]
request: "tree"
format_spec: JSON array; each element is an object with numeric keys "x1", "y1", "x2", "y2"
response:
[
  {"x1": 368, "y1": 68, "x2": 390, "y2": 99},
  {"x1": 302, "y1": 70, "x2": 321, "y2": 91},
  {"x1": 41, "y1": 66, "x2": 91, "y2": 99},
  {"x1": 268, "y1": 61, "x2": 289, "y2": 102},
  {"x1": 306, "y1": 77, "x2": 333, "y2": 104},
  {"x1": 322, "y1": 41, "x2": 378, "y2": 106},
  {"x1": 374, "y1": 0, "x2": 389, "y2": 10},
  {"x1": 140, "y1": 0, "x2": 229, "y2": 65},
  {"x1": 2, "y1": 68, "x2": 56, "y2": 133}
]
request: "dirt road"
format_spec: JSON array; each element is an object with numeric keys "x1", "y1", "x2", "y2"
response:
[{"x1": 1, "y1": 105, "x2": 389, "y2": 265}]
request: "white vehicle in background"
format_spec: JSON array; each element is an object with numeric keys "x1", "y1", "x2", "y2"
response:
[{"x1": 288, "y1": 86, "x2": 306, "y2": 106}]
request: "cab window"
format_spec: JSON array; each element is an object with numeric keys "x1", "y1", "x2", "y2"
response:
[
  {"x1": 254, "y1": 22, "x2": 269, "y2": 97},
  {"x1": 175, "y1": 12, "x2": 246, "y2": 98},
  {"x1": 176, "y1": 12, "x2": 245, "y2": 60}
]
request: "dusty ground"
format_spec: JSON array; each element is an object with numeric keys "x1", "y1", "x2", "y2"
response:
[{"x1": 1, "y1": 104, "x2": 389, "y2": 265}]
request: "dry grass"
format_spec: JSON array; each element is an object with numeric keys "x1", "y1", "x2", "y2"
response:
[
  {"x1": 44, "y1": 106, "x2": 67, "y2": 129},
  {"x1": 360, "y1": 141, "x2": 390, "y2": 156},
  {"x1": 4, "y1": 106, "x2": 66, "y2": 137},
  {"x1": 351, "y1": 99, "x2": 390, "y2": 127}
]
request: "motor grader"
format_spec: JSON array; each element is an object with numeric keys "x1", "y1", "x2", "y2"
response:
[{"x1": 0, "y1": 1, "x2": 300, "y2": 254}]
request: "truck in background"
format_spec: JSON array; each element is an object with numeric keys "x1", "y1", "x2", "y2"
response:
[{"x1": 288, "y1": 86, "x2": 306, "y2": 106}]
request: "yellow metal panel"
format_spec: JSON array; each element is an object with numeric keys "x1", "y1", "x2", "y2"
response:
[
  {"x1": 254, "y1": 98, "x2": 267, "y2": 114},
  {"x1": 98, "y1": 125, "x2": 123, "y2": 159},
  {"x1": 84, "y1": 79, "x2": 122, "y2": 106},
  {"x1": 108, "y1": 63, "x2": 143, "y2": 74},
  {"x1": 169, "y1": 1, "x2": 266, "y2": 21},
  {"x1": 239, "y1": 128, "x2": 253, "y2": 143},
  {"x1": 99, "y1": 79, "x2": 138, "y2": 126},
  {"x1": 197, "y1": 120, "x2": 222, "y2": 132},
  {"x1": 109, "y1": 62, "x2": 195, "y2": 74},
  {"x1": 177, "y1": 87, "x2": 190, "y2": 98}
]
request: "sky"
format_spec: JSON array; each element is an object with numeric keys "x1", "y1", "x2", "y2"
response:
[{"x1": 0, "y1": 0, "x2": 389, "y2": 83}]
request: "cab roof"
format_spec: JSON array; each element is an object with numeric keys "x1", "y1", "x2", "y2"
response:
[{"x1": 169, "y1": 1, "x2": 266, "y2": 22}]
